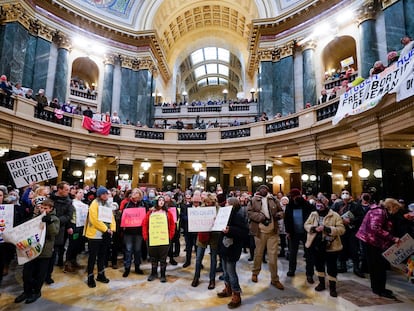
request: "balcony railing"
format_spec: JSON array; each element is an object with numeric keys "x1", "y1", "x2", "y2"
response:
[
  {"x1": 188, "y1": 106, "x2": 222, "y2": 113},
  {"x1": 0, "y1": 94, "x2": 15, "y2": 110},
  {"x1": 221, "y1": 128, "x2": 251, "y2": 139},
  {"x1": 178, "y1": 131, "x2": 207, "y2": 141},
  {"x1": 135, "y1": 129, "x2": 164, "y2": 140},
  {"x1": 110, "y1": 126, "x2": 121, "y2": 136},
  {"x1": 70, "y1": 88, "x2": 97, "y2": 101},
  {"x1": 265, "y1": 116, "x2": 299, "y2": 134},
  {"x1": 229, "y1": 105, "x2": 250, "y2": 112},
  {"x1": 162, "y1": 107, "x2": 181, "y2": 113},
  {"x1": 34, "y1": 107, "x2": 73, "y2": 127},
  {"x1": 316, "y1": 100, "x2": 339, "y2": 121}
]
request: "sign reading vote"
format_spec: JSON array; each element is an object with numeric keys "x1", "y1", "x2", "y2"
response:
[
  {"x1": 188, "y1": 206, "x2": 216, "y2": 232},
  {"x1": 6, "y1": 152, "x2": 58, "y2": 188},
  {"x1": 382, "y1": 233, "x2": 414, "y2": 266},
  {"x1": 121, "y1": 207, "x2": 146, "y2": 227}
]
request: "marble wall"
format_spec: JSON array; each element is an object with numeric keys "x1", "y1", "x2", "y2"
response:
[
  {"x1": 302, "y1": 49, "x2": 316, "y2": 107},
  {"x1": 22, "y1": 35, "x2": 37, "y2": 88},
  {"x1": 404, "y1": 0, "x2": 414, "y2": 38},
  {"x1": 53, "y1": 48, "x2": 69, "y2": 101},
  {"x1": 384, "y1": 1, "x2": 406, "y2": 53},
  {"x1": 359, "y1": 19, "x2": 379, "y2": 78},
  {"x1": 136, "y1": 69, "x2": 153, "y2": 127}
]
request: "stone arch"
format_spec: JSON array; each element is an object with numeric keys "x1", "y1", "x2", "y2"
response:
[{"x1": 70, "y1": 57, "x2": 100, "y2": 91}]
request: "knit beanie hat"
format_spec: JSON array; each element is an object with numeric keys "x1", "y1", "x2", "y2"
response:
[{"x1": 96, "y1": 186, "x2": 108, "y2": 197}]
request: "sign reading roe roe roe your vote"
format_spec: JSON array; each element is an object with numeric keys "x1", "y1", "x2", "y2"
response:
[{"x1": 6, "y1": 152, "x2": 58, "y2": 188}]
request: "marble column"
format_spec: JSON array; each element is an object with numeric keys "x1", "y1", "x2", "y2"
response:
[
  {"x1": 277, "y1": 55, "x2": 295, "y2": 115},
  {"x1": 361, "y1": 148, "x2": 414, "y2": 203},
  {"x1": 206, "y1": 167, "x2": 223, "y2": 193},
  {"x1": 102, "y1": 55, "x2": 115, "y2": 114},
  {"x1": 136, "y1": 69, "x2": 152, "y2": 127},
  {"x1": 403, "y1": 0, "x2": 414, "y2": 38},
  {"x1": 163, "y1": 166, "x2": 177, "y2": 191},
  {"x1": 22, "y1": 35, "x2": 37, "y2": 88},
  {"x1": 301, "y1": 41, "x2": 317, "y2": 108},
  {"x1": 0, "y1": 22, "x2": 30, "y2": 83},
  {"x1": 52, "y1": 32, "x2": 71, "y2": 102},
  {"x1": 32, "y1": 37, "x2": 51, "y2": 94},
  {"x1": 383, "y1": 1, "x2": 406, "y2": 52},
  {"x1": 301, "y1": 160, "x2": 332, "y2": 196},
  {"x1": 358, "y1": 3, "x2": 379, "y2": 78},
  {"x1": 62, "y1": 159, "x2": 85, "y2": 187},
  {"x1": 251, "y1": 165, "x2": 270, "y2": 193},
  {"x1": 258, "y1": 60, "x2": 273, "y2": 116},
  {"x1": 120, "y1": 66, "x2": 135, "y2": 124}
]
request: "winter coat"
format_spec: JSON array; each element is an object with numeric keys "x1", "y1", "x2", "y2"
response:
[
  {"x1": 247, "y1": 194, "x2": 283, "y2": 236},
  {"x1": 356, "y1": 204, "x2": 395, "y2": 250},
  {"x1": 284, "y1": 197, "x2": 313, "y2": 235},
  {"x1": 50, "y1": 192, "x2": 73, "y2": 246},
  {"x1": 39, "y1": 210, "x2": 60, "y2": 258},
  {"x1": 304, "y1": 209, "x2": 345, "y2": 252},
  {"x1": 218, "y1": 207, "x2": 249, "y2": 262},
  {"x1": 84, "y1": 198, "x2": 116, "y2": 239}
]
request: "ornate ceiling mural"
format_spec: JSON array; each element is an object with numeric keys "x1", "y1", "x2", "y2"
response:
[{"x1": 82, "y1": 0, "x2": 134, "y2": 17}]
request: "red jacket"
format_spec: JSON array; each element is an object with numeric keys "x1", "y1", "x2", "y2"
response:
[{"x1": 142, "y1": 208, "x2": 176, "y2": 242}]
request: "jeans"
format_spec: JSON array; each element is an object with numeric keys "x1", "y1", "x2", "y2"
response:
[
  {"x1": 222, "y1": 257, "x2": 241, "y2": 292},
  {"x1": 124, "y1": 234, "x2": 143, "y2": 268},
  {"x1": 194, "y1": 246, "x2": 217, "y2": 280},
  {"x1": 288, "y1": 232, "x2": 314, "y2": 276}
]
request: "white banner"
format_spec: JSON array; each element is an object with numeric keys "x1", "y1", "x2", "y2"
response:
[
  {"x1": 382, "y1": 233, "x2": 414, "y2": 266},
  {"x1": 211, "y1": 206, "x2": 233, "y2": 231},
  {"x1": 333, "y1": 50, "x2": 414, "y2": 126},
  {"x1": 0, "y1": 204, "x2": 14, "y2": 243},
  {"x1": 391, "y1": 49, "x2": 414, "y2": 101},
  {"x1": 188, "y1": 206, "x2": 216, "y2": 232},
  {"x1": 3, "y1": 214, "x2": 46, "y2": 265},
  {"x1": 6, "y1": 152, "x2": 58, "y2": 188}
]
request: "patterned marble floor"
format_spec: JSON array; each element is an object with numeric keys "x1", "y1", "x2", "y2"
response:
[{"x1": 0, "y1": 247, "x2": 413, "y2": 311}]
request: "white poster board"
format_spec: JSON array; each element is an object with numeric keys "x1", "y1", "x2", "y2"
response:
[
  {"x1": 0, "y1": 204, "x2": 14, "y2": 243},
  {"x1": 3, "y1": 214, "x2": 46, "y2": 265},
  {"x1": 188, "y1": 206, "x2": 216, "y2": 232},
  {"x1": 382, "y1": 233, "x2": 414, "y2": 266},
  {"x1": 211, "y1": 206, "x2": 233, "y2": 231},
  {"x1": 6, "y1": 152, "x2": 58, "y2": 188}
]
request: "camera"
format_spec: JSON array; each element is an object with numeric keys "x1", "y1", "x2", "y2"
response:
[{"x1": 262, "y1": 218, "x2": 271, "y2": 226}]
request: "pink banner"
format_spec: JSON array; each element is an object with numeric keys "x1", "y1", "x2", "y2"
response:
[
  {"x1": 82, "y1": 116, "x2": 111, "y2": 135},
  {"x1": 120, "y1": 207, "x2": 146, "y2": 227}
]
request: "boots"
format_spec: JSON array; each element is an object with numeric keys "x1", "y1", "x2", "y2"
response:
[
  {"x1": 183, "y1": 252, "x2": 191, "y2": 268},
  {"x1": 329, "y1": 280, "x2": 337, "y2": 297},
  {"x1": 315, "y1": 277, "x2": 326, "y2": 291},
  {"x1": 96, "y1": 271, "x2": 110, "y2": 283},
  {"x1": 160, "y1": 263, "x2": 167, "y2": 282},
  {"x1": 87, "y1": 274, "x2": 96, "y2": 288},
  {"x1": 217, "y1": 282, "x2": 232, "y2": 298},
  {"x1": 353, "y1": 261, "x2": 365, "y2": 278},
  {"x1": 228, "y1": 291, "x2": 241, "y2": 309},
  {"x1": 123, "y1": 267, "x2": 130, "y2": 278},
  {"x1": 147, "y1": 261, "x2": 158, "y2": 281},
  {"x1": 191, "y1": 277, "x2": 200, "y2": 287},
  {"x1": 63, "y1": 262, "x2": 75, "y2": 273}
]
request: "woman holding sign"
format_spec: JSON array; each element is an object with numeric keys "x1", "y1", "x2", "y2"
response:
[
  {"x1": 356, "y1": 198, "x2": 401, "y2": 299},
  {"x1": 217, "y1": 197, "x2": 249, "y2": 309},
  {"x1": 142, "y1": 196, "x2": 175, "y2": 282}
]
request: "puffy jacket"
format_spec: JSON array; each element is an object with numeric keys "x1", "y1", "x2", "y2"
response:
[
  {"x1": 304, "y1": 209, "x2": 345, "y2": 252},
  {"x1": 84, "y1": 198, "x2": 116, "y2": 239}
]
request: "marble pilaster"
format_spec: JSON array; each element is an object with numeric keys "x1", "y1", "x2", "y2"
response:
[
  {"x1": 278, "y1": 55, "x2": 295, "y2": 115},
  {"x1": 32, "y1": 37, "x2": 51, "y2": 94},
  {"x1": 383, "y1": 1, "x2": 406, "y2": 52},
  {"x1": 136, "y1": 69, "x2": 153, "y2": 127},
  {"x1": 301, "y1": 160, "x2": 332, "y2": 196},
  {"x1": 101, "y1": 56, "x2": 115, "y2": 114},
  {"x1": 302, "y1": 42, "x2": 317, "y2": 108},
  {"x1": 358, "y1": 3, "x2": 379, "y2": 78},
  {"x1": 22, "y1": 34, "x2": 37, "y2": 88},
  {"x1": 258, "y1": 61, "x2": 273, "y2": 116},
  {"x1": 119, "y1": 67, "x2": 138, "y2": 124},
  {"x1": 403, "y1": 0, "x2": 414, "y2": 38}
]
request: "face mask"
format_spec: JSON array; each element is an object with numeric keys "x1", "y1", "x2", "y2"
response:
[
  {"x1": 315, "y1": 203, "x2": 324, "y2": 210},
  {"x1": 341, "y1": 193, "x2": 350, "y2": 200},
  {"x1": 7, "y1": 195, "x2": 17, "y2": 202}
]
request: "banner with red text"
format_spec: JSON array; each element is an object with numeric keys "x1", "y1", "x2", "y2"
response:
[
  {"x1": 3, "y1": 214, "x2": 46, "y2": 265},
  {"x1": 82, "y1": 116, "x2": 111, "y2": 135}
]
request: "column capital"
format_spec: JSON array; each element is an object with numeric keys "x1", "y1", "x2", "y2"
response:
[
  {"x1": 280, "y1": 40, "x2": 296, "y2": 58},
  {"x1": 357, "y1": 1, "x2": 379, "y2": 24},
  {"x1": 120, "y1": 56, "x2": 134, "y2": 69},
  {"x1": 103, "y1": 54, "x2": 117, "y2": 65},
  {"x1": 257, "y1": 47, "x2": 280, "y2": 62},
  {"x1": 300, "y1": 40, "x2": 317, "y2": 52},
  {"x1": 52, "y1": 31, "x2": 71, "y2": 50}
]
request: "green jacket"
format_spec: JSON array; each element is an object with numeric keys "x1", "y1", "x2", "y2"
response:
[{"x1": 39, "y1": 210, "x2": 60, "y2": 258}]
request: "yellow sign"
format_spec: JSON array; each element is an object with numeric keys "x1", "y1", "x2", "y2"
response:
[{"x1": 149, "y1": 212, "x2": 169, "y2": 246}]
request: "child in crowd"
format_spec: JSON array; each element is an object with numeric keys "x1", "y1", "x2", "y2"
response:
[{"x1": 14, "y1": 199, "x2": 60, "y2": 304}]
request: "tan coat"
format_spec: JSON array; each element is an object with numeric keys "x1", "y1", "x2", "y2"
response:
[
  {"x1": 247, "y1": 194, "x2": 283, "y2": 236},
  {"x1": 304, "y1": 209, "x2": 345, "y2": 252}
]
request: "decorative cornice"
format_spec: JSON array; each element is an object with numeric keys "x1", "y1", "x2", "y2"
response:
[
  {"x1": 381, "y1": 0, "x2": 400, "y2": 10},
  {"x1": 103, "y1": 54, "x2": 117, "y2": 66},
  {"x1": 257, "y1": 41, "x2": 295, "y2": 62},
  {"x1": 300, "y1": 40, "x2": 317, "y2": 52},
  {"x1": 356, "y1": 1, "x2": 379, "y2": 24},
  {"x1": 280, "y1": 40, "x2": 296, "y2": 58}
]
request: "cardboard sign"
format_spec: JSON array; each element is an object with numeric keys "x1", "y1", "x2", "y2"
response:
[
  {"x1": 73, "y1": 200, "x2": 89, "y2": 228},
  {"x1": 0, "y1": 204, "x2": 14, "y2": 243},
  {"x1": 149, "y1": 212, "x2": 169, "y2": 246},
  {"x1": 382, "y1": 233, "x2": 414, "y2": 266},
  {"x1": 3, "y1": 214, "x2": 46, "y2": 265},
  {"x1": 188, "y1": 206, "x2": 216, "y2": 232},
  {"x1": 6, "y1": 152, "x2": 58, "y2": 188},
  {"x1": 211, "y1": 206, "x2": 233, "y2": 231},
  {"x1": 120, "y1": 207, "x2": 146, "y2": 227}
]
